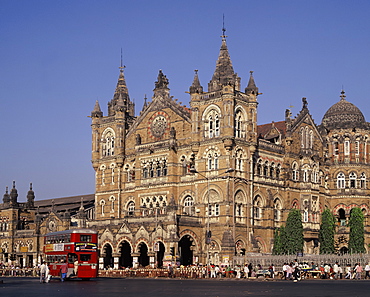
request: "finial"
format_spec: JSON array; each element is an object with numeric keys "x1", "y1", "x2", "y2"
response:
[
  {"x1": 12, "y1": 181, "x2": 15, "y2": 189},
  {"x1": 195, "y1": 69, "x2": 198, "y2": 75},
  {"x1": 119, "y1": 48, "x2": 126, "y2": 73},
  {"x1": 5, "y1": 186, "x2": 8, "y2": 194},
  {"x1": 222, "y1": 14, "x2": 226, "y2": 38},
  {"x1": 340, "y1": 89, "x2": 346, "y2": 101},
  {"x1": 250, "y1": 70, "x2": 254, "y2": 76},
  {"x1": 30, "y1": 183, "x2": 33, "y2": 190}
]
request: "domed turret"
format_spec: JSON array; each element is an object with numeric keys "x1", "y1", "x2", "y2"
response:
[{"x1": 321, "y1": 90, "x2": 367, "y2": 130}]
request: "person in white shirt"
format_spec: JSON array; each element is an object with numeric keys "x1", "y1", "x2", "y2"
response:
[
  {"x1": 39, "y1": 262, "x2": 47, "y2": 283},
  {"x1": 365, "y1": 262, "x2": 370, "y2": 279}
]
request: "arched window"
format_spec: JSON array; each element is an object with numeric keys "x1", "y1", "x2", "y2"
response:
[
  {"x1": 303, "y1": 210, "x2": 309, "y2": 222},
  {"x1": 235, "y1": 150, "x2": 243, "y2": 172},
  {"x1": 292, "y1": 163, "x2": 298, "y2": 181},
  {"x1": 206, "y1": 110, "x2": 220, "y2": 138},
  {"x1": 338, "y1": 208, "x2": 346, "y2": 226},
  {"x1": 156, "y1": 163, "x2": 161, "y2": 177},
  {"x1": 127, "y1": 201, "x2": 135, "y2": 216},
  {"x1": 102, "y1": 130, "x2": 115, "y2": 157},
  {"x1": 257, "y1": 160, "x2": 262, "y2": 175},
  {"x1": 100, "y1": 200, "x2": 106, "y2": 216},
  {"x1": 270, "y1": 162, "x2": 275, "y2": 178},
  {"x1": 253, "y1": 196, "x2": 262, "y2": 221},
  {"x1": 235, "y1": 203, "x2": 242, "y2": 217},
  {"x1": 109, "y1": 196, "x2": 115, "y2": 213},
  {"x1": 333, "y1": 141, "x2": 339, "y2": 155},
  {"x1": 234, "y1": 109, "x2": 245, "y2": 138},
  {"x1": 263, "y1": 161, "x2": 269, "y2": 177},
  {"x1": 207, "y1": 153, "x2": 212, "y2": 170},
  {"x1": 207, "y1": 152, "x2": 219, "y2": 171},
  {"x1": 302, "y1": 165, "x2": 309, "y2": 182},
  {"x1": 215, "y1": 115, "x2": 220, "y2": 137},
  {"x1": 183, "y1": 196, "x2": 194, "y2": 215},
  {"x1": 349, "y1": 172, "x2": 357, "y2": 188},
  {"x1": 143, "y1": 167, "x2": 148, "y2": 179},
  {"x1": 100, "y1": 165, "x2": 106, "y2": 185},
  {"x1": 149, "y1": 162, "x2": 154, "y2": 178},
  {"x1": 337, "y1": 172, "x2": 345, "y2": 189},
  {"x1": 110, "y1": 164, "x2": 115, "y2": 184},
  {"x1": 162, "y1": 160, "x2": 168, "y2": 176},
  {"x1": 360, "y1": 172, "x2": 366, "y2": 189},
  {"x1": 276, "y1": 164, "x2": 281, "y2": 179},
  {"x1": 274, "y1": 199, "x2": 281, "y2": 221}
]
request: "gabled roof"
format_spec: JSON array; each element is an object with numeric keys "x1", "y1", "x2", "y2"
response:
[{"x1": 257, "y1": 121, "x2": 286, "y2": 139}]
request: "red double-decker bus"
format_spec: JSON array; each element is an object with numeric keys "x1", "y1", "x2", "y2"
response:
[{"x1": 43, "y1": 229, "x2": 98, "y2": 280}]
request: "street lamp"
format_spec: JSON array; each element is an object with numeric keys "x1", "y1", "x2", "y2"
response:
[
  {"x1": 190, "y1": 167, "x2": 234, "y2": 276},
  {"x1": 189, "y1": 167, "x2": 210, "y2": 276}
]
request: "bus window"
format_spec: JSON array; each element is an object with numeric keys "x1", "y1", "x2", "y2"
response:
[
  {"x1": 68, "y1": 253, "x2": 78, "y2": 264},
  {"x1": 80, "y1": 254, "x2": 91, "y2": 262},
  {"x1": 80, "y1": 235, "x2": 92, "y2": 242}
]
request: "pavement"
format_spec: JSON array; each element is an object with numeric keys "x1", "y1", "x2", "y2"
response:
[{"x1": 1, "y1": 277, "x2": 370, "y2": 297}]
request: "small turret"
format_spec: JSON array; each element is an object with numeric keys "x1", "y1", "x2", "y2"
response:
[
  {"x1": 26, "y1": 183, "x2": 35, "y2": 208},
  {"x1": 91, "y1": 100, "x2": 103, "y2": 118},
  {"x1": 10, "y1": 181, "x2": 18, "y2": 206},
  {"x1": 189, "y1": 70, "x2": 203, "y2": 94},
  {"x1": 245, "y1": 71, "x2": 259, "y2": 95},
  {"x1": 3, "y1": 187, "x2": 10, "y2": 206}
]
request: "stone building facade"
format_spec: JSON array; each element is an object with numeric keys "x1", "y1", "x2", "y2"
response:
[
  {"x1": 88, "y1": 32, "x2": 370, "y2": 268},
  {"x1": 0, "y1": 183, "x2": 94, "y2": 267}
]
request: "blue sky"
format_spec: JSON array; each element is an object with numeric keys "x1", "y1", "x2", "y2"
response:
[{"x1": 1, "y1": 0, "x2": 370, "y2": 200}]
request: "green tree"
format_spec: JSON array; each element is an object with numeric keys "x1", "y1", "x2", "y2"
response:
[
  {"x1": 272, "y1": 228, "x2": 282, "y2": 255},
  {"x1": 348, "y1": 207, "x2": 366, "y2": 254},
  {"x1": 284, "y1": 209, "x2": 304, "y2": 255},
  {"x1": 319, "y1": 208, "x2": 336, "y2": 254}
]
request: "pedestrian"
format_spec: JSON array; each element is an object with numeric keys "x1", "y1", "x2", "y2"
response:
[
  {"x1": 243, "y1": 264, "x2": 249, "y2": 279},
  {"x1": 364, "y1": 262, "x2": 370, "y2": 279},
  {"x1": 74, "y1": 259, "x2": 79, "y2": 276},
  {"x1": 45, "y1": 263, "x2": 50, "y2": 283},
  {"x1": 60, "y1": 259, "x2": 68, "y2": 282},
  {"x1": 39, "y1": 261, "x2": 47, "y2": 283},
  {"x1": 168, "y1": 264, "x2": 174, "y2": 278},
  {"x1": 268, "y1": 264, "x2": 275, "y2": 278},
  {"x1": 345, "y1": 264, "x2": 352, "y2": 279},
  {"x1": 333, "y1": 262, "x2": 339, "y2": 280},
  {"x1": 338, "y1": 264, "x2": 343, "y2": 279},
  {"x1": 354, "y1": 263, "x2": 363, "y2": 280}
]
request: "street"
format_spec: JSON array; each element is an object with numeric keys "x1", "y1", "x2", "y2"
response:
[{"x1": 1, "y1": 277, "x2": 369, "y2": 297}]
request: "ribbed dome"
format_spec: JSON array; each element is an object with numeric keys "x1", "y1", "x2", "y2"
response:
[{"x1": 321, "y1": 91, "x2": 366, "y2": 129}]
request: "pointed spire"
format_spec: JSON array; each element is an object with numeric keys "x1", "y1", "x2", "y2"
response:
[
  {"x1": 208, "y1": 27, "x2": 240, "y2": 92},
  {"x1": 245, "y1": 71, "x2": 259, "y2": 95},
  {"x1": 107, "y1": 51, "x2": 134, "y2": 117},
  {"x1": 91, "y1": 100, "x2": 103, "y2": 118},
  {"x1": 189, "y1": 70, "x2": 203, "y2": 94},
  {"x1": 142, "y1": 94, "x2": 148, "y2": 112}
]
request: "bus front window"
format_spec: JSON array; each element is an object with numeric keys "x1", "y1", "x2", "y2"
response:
[
  {"x1": 80, "y1": 254, "x2": 91, "y2": 262},
  {"x1": 68, "y1": 253, "x2": 78, "y2": 264}
]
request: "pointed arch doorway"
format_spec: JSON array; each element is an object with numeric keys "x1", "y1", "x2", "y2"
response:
[
  {"x1": 178, "y1": 235, "x2": 193, "y2": 266},
  {"x1": 138, "y1": 242, "x2": 149, "y2": 267},
  {"x1": 119, "y1": 240, "x2": 133, "y2": 268},
  {"x1": 103, "y1": 243, "x2": 113, "y2": 269}
]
